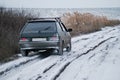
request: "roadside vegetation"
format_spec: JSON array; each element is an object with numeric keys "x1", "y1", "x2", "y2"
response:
[
  {"x1": 62, "y1": 12, "x2": 120, "y2": 36},
  {"x1": 0, "y1": 8, "x2": 120, "y2": 62},
  {"x1": 0, "y1": 7, "x2": 34, "y2": 62}
]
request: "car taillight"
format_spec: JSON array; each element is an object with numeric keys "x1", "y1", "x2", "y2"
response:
[
  {"x1": 20, "y1": 38, "x2": 29, "y2": 41},
  {"x1": 49, "y1": 34, "x2": 59, "y2": 41}
]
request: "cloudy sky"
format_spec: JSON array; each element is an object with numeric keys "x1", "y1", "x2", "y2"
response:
[{"x1": 0, "y1": 0, "x2": 120, "y2": 8}]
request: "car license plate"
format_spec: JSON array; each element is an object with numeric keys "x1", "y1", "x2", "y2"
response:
[{"x1": 32, "y1": 38, "x2": 46, "y2": 41}]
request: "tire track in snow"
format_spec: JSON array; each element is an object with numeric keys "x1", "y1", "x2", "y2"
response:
[
  {"x1": 31, "y1": 62, "x2": 57, "y2": 80},
  {"x1": 43, "y1": 63, "x2": 57, "y2": 73},
  {"x1": 36, "y1": 37, "x2": 114, "y2": 80},
  {"x1": 27, "y1": 62, "x2": 57, "y2": 80},
  {"x1": 0, "y1": 51, "x2": 53, "y2": 76},
  {"x1": 53, "y1": 37, "x2": 114, "y2": 80},
  {"x1": 51, "y1": 27, "x2": 119, "y2": 80},
  {"x1": 79, "y1": 37, "x2": 114, "y2": 57},
  {"x1": 4, "y1": 56, "x2": 60, "y2": 80},
  {"x1": 15, "y1": 56, "x2": 60, "y2": 80},
  {"x1": 0, "y1": 56, "x2": 39, "y2": 75}
]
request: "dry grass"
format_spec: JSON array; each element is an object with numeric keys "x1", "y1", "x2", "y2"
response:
[
  {"x1": 62, "y1": 12, "x2": 120, "y2": 36},
  {"x1": 0, "y1": 7, "x2": 34, "y2": 62}
]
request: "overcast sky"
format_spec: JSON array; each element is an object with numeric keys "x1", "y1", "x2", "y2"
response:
[{"x1": 0, "y1": 0, "x2": 120, "y2": 8}]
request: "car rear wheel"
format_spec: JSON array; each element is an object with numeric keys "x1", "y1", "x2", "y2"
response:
[
  {"x1": 58, "y1": 41, "x2": 63, "y2": 55},
  {"x1": 21, "y1": 50, "x2": 29, "y2": 56},
  {"x1": 66, "y1": 42, "x2": 71, "y2": 52}
]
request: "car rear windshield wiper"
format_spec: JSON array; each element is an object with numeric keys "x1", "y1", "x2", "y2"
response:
[{"x1": 44, "y1": 26, "x2": 51, "y2": 31}]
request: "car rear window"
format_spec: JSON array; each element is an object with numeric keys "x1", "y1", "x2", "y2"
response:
[{"x1": 22, "y1": 21, "x2": 57, "y2": 33}]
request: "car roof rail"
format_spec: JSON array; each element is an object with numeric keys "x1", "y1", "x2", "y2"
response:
[{"x1": 28, "y1": 17, "x2": 62, "y2": 23}]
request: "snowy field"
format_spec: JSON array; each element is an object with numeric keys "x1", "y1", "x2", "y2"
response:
[{"x1": 0, "y1": 25, "x2": 120, "y2": 80}]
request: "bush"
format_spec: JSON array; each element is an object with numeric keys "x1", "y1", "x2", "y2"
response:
[
  {"x1": 0, "y1": 7, "x2": 34, "y2": 62},
  {"x1": 62, "y1": 12, "x2": 120, "y2": 36}
]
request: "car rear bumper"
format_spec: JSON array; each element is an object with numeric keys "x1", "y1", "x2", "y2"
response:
[{"x1": 19, "y1": 41, "x2": 59, "y2": 51}]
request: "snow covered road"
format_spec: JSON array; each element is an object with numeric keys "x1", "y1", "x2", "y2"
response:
[{"x1": 0, "y1": 25, "x2": 120, "y2": 80}]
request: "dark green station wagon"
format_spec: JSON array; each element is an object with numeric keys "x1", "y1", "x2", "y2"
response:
[{"x1": 19, "y1": 18, "x2": 72, "y2": 56}]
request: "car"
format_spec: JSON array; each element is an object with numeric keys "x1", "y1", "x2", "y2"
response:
[{"x1": 19, "y1": 17, "x2": 72, "y2": 56}]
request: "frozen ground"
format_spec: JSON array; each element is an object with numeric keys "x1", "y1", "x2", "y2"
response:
[{"x1": 0, "y1": 25, "x2": 120, "y2": 80}]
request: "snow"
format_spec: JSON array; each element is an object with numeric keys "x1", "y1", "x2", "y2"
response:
[
  {"x1": 0, "y1": 25, "x2": 120, "y2": 80},
  {"x1": 57, "y1": 25, "x2": 120, "y2": 80},
  {"x1": 0, "y1": 55, "x2": 38, "y2": 75},
  {"x1": 7, "y1": 56, "x2": 59, "y2": 80}
]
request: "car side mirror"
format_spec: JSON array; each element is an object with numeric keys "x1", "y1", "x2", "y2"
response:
[{"x1": 67, "y1": 28, "x2": 72, "y2": 32}]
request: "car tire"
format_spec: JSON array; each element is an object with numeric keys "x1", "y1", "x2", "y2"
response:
[
  {"x1": 58, "y1": 41, "x2": 63, "y2": 55},
  {"x1": 21, "y1": 50, "x2": 29, "y2": 56},
  {"x1": 66, "y1": 42, "x2": 71, "y2": 52}
]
